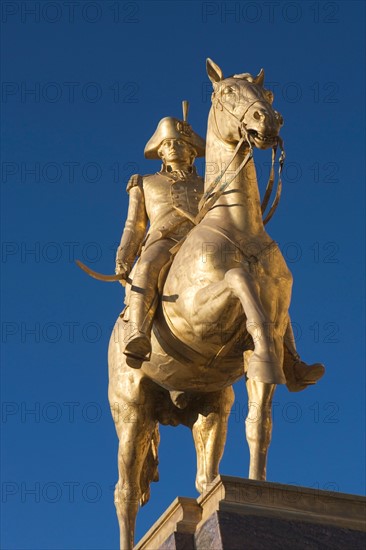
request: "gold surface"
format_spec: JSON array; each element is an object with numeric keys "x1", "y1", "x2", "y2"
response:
[{"x1": 104, "y1": 60, "x2": 325, "y2": 549}]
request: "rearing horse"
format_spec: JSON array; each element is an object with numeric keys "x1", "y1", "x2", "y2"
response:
[{"x1": 109, "y1": 59, "x2": 295, "y2": 549}]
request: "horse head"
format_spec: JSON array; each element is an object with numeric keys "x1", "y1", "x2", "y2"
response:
[{"x1": 207, "y1": 58, "x2": 283, "y2": 150}]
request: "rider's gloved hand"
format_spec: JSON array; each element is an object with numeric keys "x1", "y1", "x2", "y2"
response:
[{"x1": 115, "y1": 254, "x2": 129, "y2": 285}]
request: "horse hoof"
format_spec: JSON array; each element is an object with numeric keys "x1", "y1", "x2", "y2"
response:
[{"x1": 286, "y1": 361, "x2": 325, "y2": 392}]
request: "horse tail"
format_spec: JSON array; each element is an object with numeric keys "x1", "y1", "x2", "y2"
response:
[{"x1": 139, "y1": 422, "x2": 160, "y2": 507}]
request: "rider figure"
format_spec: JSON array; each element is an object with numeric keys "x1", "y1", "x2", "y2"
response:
[
  {"x1": 115, "y1": 108, "x2": 324, "y2": 390},
  {"x1": 115, "y1": 110, "x2": 205, "y2": 366}
]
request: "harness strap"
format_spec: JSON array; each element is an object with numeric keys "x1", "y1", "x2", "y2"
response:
[
  {"x1": 195, "y1": 146, "x2": 253, "y2": 225},
  {"x1": 263, "y1": 137, "x2": 285, "y2": 225},
  {"x1": 201, "y1": 224, "x2": 278, "y2": 265},
  {"x1": 153, "y1": 304, "x2": 207, "y2": 366},
  {"x1": 198, "y1": 134, "x2": 247, "y2": 210},
  {"x1": 154, "y1": 303, "x2": 246, "y2": 371},
  {"x1": 261, "y1": 145, "x2": 276, "y2": 214}
]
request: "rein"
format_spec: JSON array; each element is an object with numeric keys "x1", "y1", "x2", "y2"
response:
[
  {"x1": 262, "y1": 137, "x2": 285, "y2": 225},
  {"x1": 196, "y1": 92, "x2": 285, "y2": 226},
  {"x1": 195, "y1": 137, "x2": 252, "y2": 225}
]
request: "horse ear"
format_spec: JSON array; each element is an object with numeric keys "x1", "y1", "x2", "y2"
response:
[
  {"x1": 254, "y1": 68, "x2": 265, "y2": 87},
  {"x1": 206, "y1": 58, "x2": 223, "y2": 84}
]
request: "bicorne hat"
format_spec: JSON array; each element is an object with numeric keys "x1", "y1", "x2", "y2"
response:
[{"x1": 144, "y1": 111, "x2": 205, "y2": 159}]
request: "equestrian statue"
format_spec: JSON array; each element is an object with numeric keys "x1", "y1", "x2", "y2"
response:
[{"x1": 77, "y1": 59, "x2": 325, "y2": 550}]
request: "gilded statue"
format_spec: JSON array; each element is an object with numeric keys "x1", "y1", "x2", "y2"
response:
[
  {"x1": 115, "y1": 107, "x2": 205, "y2": 371},
  {"x1": 77, "y1": 59, "x2": 325, "y2": 549}
]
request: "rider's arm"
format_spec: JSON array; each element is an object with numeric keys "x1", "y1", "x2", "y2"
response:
[{"x1": 115, "y1": 174, "x2": 148, "y2": 276}]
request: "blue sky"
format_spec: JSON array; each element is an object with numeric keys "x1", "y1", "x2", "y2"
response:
[{"x1": 1, "y1": 1, "x2": 365, "y2": 548}]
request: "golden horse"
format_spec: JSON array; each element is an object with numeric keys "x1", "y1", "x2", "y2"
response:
[{"x1": 108, "y1": 59, "x2": 317, "y2": 549}]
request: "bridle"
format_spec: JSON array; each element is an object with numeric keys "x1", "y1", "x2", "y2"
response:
[{"x1": 195, "y1": 87, "x2": 285, "y2": 226}]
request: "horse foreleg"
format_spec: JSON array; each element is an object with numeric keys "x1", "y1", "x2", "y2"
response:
[
  {"x1": 224, "y1": 267, "x2": 274, "y2": 351},
  {"x1": 245, "y1": 376, "x2": 276, "y2": 481},
  {"x1": 225, "y1": 267, "x2": 287, "y2": 384},
  {"x1": 111, "y1": 395, "x2": 156, "y2": 550},
  {"x1": 191, "y1": 387, "x2": 235, "y2": 494}
]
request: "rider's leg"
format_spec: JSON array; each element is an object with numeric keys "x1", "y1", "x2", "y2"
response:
[{"x1": 124, "y1": 239, "x2": 172, "y2": 363}]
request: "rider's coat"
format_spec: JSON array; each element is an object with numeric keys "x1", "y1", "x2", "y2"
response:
[{"x1": 119, "y1": 168, "x2": 204, "y2": 269}]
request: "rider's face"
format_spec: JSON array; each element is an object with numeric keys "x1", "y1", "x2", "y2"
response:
[{"x1": 158, "y1": 139, "x2": 194, "y2": 165}]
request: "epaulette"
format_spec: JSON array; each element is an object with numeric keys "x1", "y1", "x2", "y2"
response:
[{"x1": 126, "y1": 174, "x2": 143, "y2": 193}]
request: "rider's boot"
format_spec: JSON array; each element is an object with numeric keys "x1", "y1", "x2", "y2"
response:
[
  {"x1": 124, "y1": 291, "x2": 153, "y2": 368},
  {"x1": 123, "y1": 242, "x2": 172, "y2": 368},
  {"x1": 283, "y1": 326, "x2": 325, "y2": 391}
]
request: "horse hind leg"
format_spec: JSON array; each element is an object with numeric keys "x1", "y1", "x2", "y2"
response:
[{"x1": 190, "y1": 386, "x2": 235, "y2": 494}]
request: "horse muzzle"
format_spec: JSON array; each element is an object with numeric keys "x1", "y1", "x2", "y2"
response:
[
  {"x1": 243, "y1": 103, "x2": 283, "y2": 149},
  {"x1": 246, "y1": 129, "x2": 279, "y2": 150}
]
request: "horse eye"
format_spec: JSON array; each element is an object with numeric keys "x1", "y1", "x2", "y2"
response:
[{"x1": 223, "y1": 87, "x2": 234, "y2": 94}]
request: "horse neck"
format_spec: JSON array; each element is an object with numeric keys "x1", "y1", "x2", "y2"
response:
[{"x1": 204, "y1": 109, "x2": 265, "y2": 236}]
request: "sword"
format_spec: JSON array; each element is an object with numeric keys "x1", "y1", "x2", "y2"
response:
[{"x1": 75, "y1": 260, "x2": 127, "y2": 286}]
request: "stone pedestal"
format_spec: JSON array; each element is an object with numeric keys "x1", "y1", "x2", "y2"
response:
[{"x1": 135, "y1": 475, "x2": 366, "y2": 550}]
